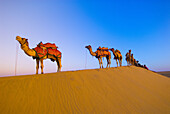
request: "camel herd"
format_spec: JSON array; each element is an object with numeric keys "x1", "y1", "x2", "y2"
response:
[
  {"x1": 85, "y1": 45, "x2": 148, "y2": 70},
  {"x1": 85, "y1": 45, "x2": 122, "y2": 68},
  {"x1": 125, "y1": 49, "x2": 148, "y2": 70},
  {"x1": 16, "y1": 36, "x2": 148, "y2": 74}
]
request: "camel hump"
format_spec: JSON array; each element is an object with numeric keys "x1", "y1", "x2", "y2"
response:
[
  {"x1": 97, "y1": 46, "x2": 102, "y2": 50},
  {"x1": 33, "y1": 42, "x2": 60, "y2": 59},
  {"x1": 115, "y1": 49, "x2": 121, "y2": 54},
  {"x1": 38, "y1": 42, "x2": 58, "y2": 49},
  {"x1": 97, "y1": 46, "x2": 109, "y2": 51}
]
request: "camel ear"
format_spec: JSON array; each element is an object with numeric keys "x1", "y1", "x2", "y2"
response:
[{"x1": 25, "y1": 39, "x2": 29, "y2": 44}]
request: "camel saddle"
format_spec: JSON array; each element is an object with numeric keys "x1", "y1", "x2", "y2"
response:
[
  {"x1": 95, "y1": 46, "x2": 110, "y2": 58},
  {"x1": 97, "y1": 46, "x2": 109, "y2": 51},
  {"x1": 38, "y1": 42, "x2": 58, "y2": 49},
  {"x1": 115, "y1": 49, "x2": 121, "y2": 54},
  {"x1": 33, "y1": 42, "x2": 61, "y2": 59}
]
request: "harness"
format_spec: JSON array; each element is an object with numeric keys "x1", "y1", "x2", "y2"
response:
[
  {"x1": 33, "y1": 42, "x2": 61, "y2": 59},
  {"x1": 21, "y1": 40, "x2": 28, "y2": 49}
]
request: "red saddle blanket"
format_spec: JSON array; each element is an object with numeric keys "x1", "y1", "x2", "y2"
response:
[
  {"x1": 97, "y1": 46, "x2": 109, "y2": 51},
  {"x1": 38, "y1": 42, "x2": 58, "y2": 49},
  {"x1": 115, "y1": 49, "x2": 121, "y2": 54},
  {"x1": 33, "y1": 42, "x2": 61, "y2": 59}
]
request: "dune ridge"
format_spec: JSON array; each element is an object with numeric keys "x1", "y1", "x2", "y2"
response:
[
  {"x1": 157, "y1": 71, "x2": 170, "y2": 78},
  {"x1": 0, "y1": 66, "x2": 170, "y2": 113}
]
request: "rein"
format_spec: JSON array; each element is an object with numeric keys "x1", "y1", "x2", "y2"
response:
[
  {"x1": 15, "y1": 43, "x2": 19, "y2": 75},
  {"x1": 21, "y1": 40, "x2": 28, "y2": 49}
]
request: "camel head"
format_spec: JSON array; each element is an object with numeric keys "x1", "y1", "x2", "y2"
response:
[
  {"x1": 16, "y1": 36, "x2": 29, "y2": 46},
  {"x1": 125, "y1": 52, "x2": 128, "y2": 57},
  {"x1": 85, "y1": 45, "x2": 92, "y2": 50},
  {"x1": 109, "y1": 48, "x2": 115, "y2": 52}
]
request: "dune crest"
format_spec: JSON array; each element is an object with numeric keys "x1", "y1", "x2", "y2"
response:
[{"x1": 0, "y1": 66, "x2": 170, "y2": 113}]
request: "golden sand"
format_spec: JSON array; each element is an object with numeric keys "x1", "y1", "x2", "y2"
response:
[{"x1": 0, "y1": 66, "x2": 170, "y2": 113}]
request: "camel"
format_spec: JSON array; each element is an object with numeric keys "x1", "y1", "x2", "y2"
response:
[
  {"x1": 16, "y1": 36, "x2": 62, "y2": 74},
  {"x1": 85, "y1": 45, "x2": 111, "y2": 68},
  {"x1": 125, "y1": 50, "x2": 131, "y2": 66},
  {"x1": 125, "y1": 50, "x2": 137, "y2": 66},
  {"x1": 134, "y1": 59, "x2": 138, "y2": 66},
  {"x1": 109, "y1": 48, "x2": 122, "y2": 67},
  {"x1": 130, "y1": 54, "x2": 135, "y2": 65}
]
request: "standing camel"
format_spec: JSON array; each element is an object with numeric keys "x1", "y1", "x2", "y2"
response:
[
  {"x1": 125, "y1": 50, "x2": 131, "y2": 66},
  {"x1": 130, "y1": 54, "x2": 135, "y2": 65},
  {"x1": 109, "y1": 48, "x2": 122, "y2": 67},
  {"x1": 85, "y1": 45, "x2": 111, "y2": 68},
  {"x1": 16, "y1": 36, "x2": 62, "y2": 74}
]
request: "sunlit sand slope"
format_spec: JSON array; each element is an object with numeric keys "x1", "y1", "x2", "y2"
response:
[
  {"x1": 157, "y1": 71, "x2": 170, "y2": 78},
  {"x1": 0, "y1": 66, "x2": 170, "y2": 113}
]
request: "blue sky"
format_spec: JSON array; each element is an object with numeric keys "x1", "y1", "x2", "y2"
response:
[{"x1": 0, "y1": 0, "x2": 169, "y2": 76}]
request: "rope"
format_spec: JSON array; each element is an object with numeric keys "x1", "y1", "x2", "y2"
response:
[
  {"x1": 85, "y1": 50, "x2": 87, "y2": 69},
  {"x1": 15, "y1": 43, "x2": 19, "y2": 76}
]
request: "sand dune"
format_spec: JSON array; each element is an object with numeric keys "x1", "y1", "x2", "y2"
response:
[
  {"x1": 157, "y1": 71, "x2": 170, "y2": 78},
  {"x1": 0, "y1": 66, "x2": 170, "y2": 113}
]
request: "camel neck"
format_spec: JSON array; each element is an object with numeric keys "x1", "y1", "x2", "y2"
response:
[
  {"x1": 88, "y1": 48, "x2": 96, "y2": 57},
  {"x1": 112, "y1": 50, "x2": 116, "y2": 56},
  {"x1": 21, "y1": 43, "x2": 36, "y2": 57}
]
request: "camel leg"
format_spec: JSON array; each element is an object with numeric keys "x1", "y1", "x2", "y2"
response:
[
  {"x1": 129, "y1": 54, "x2": 131, "y2": 65},
  {"x1": 101, "y1": 58, "x2": 103, "y2": 68},
  {"x1": 106, "y1": 58, "x2": 108, "y2": 68},
  {"x1": 126, "y1": 58, "x2": 129, "y2": 66},
  {"x1": 116, "y1": 59, "x2": 118, "y2": 67},
  {"x1": 120, "y1": 59, "x2": 122, "y2": 66},
  {"x1": 131, "y1": 59, "x2": 134, "y2": 65},
  {"x1": 119, "y1": 58, "x2": 121, "y2": 67},
  {"x1": 109, "y1": 59, "x2": 111, "y2": 68},
  {"x1": 40, "y1": 59, "x2": 44, "y2": 74},
  {"x1": 56, "y1": 58, "x2": 62, "y2": 72},
  {"x1": 98, "y1": 58, "x2": 101, "y2": 68},
  {"x1": 107, "y1": 56, "x2": 111, "y2": 68},
  {"x1": 128, "y1": 59, "x2": 130, "y2": 66},
  {"x1": 108, "y1": 60, "x2": 110, "y2": 68},
  {"x1": 108, "y1": 59, "x2": 110, "y2": 68},
  {"x1": 36, "y1": 59, "x2": 39, "y2": 74},
  {"x1": 108, "y1": 58, "x2": 111, "y2": 68},
  {"x1": 128, "y1": 60, "x2": 130, "y2": 66}
]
